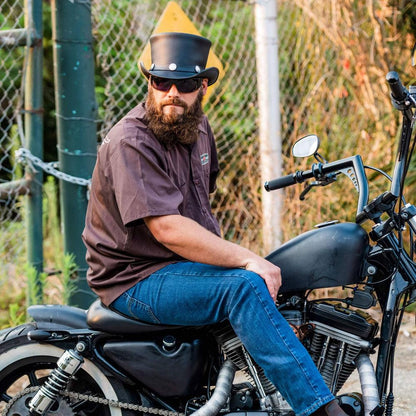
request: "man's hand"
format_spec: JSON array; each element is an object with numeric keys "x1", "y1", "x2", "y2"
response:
[{"x1": 245, "y1": 258, "x2": 282, "y2": 301}]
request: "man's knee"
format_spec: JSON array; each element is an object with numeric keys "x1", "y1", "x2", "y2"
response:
[{"x1": 229, "y1": 270, "x2": 267, "y2": 299}]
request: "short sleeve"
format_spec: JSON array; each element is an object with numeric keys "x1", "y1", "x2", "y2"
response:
[{"x1": 110, "y1": 140, "x2": 183, "y2": 226}]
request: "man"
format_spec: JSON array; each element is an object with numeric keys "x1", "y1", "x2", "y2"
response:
[{"x1": 82, "y1": 32, "x2": 347, "y2": 416}]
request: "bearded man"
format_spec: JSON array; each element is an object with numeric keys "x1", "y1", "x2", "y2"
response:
[{"x1": 82, "y1": 32, "x2": 346, "y2": 416}]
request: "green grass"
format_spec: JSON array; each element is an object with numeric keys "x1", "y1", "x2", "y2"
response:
[{"x1": 0, "y1": 177, "x2": 79, "y2": 329}]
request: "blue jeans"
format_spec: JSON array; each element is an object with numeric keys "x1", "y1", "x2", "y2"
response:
[{"x1": 111, "y1": 262, "x2": 333, "y2": 416}]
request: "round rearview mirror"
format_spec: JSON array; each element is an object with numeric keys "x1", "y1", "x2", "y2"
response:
[{"x1": 292, "y1": 134, "x2": 320, "y2": 158}]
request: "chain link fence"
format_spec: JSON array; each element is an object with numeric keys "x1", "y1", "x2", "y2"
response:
[
  {"x1": 0, "y1": 0, "x2": 27, "y2": 281},
  {"x1": 277, "y1": 0, "x2": 412, "y2": 241},
  {"x1": 92, "y1": 0, "x2": 260, "y2": 248},
  {"x1": 92, "y1": 0, "x2": 412, "y2": 246},
  {"x1": 0, "y1": 0, "x2": 413, "y2": 292}
]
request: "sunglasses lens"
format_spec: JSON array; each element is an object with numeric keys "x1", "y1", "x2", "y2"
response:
[
  {"x1": 176, "y1": 78, "x2": 202, "y2": 93},
  {"x1": 151, "y1": 77, "x2": 202, "y2": 93},
  {"x1": 151, "y1": 77, "x2": 173, "y2": 92}
]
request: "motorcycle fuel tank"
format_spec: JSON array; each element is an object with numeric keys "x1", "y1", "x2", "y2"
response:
[{"x1": 266, "y1": 222, "x2": 369, "y2": 293}]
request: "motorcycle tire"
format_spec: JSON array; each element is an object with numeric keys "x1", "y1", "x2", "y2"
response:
[{"x1": 0, "y1": 324, "x2": 138, "y2": 416}]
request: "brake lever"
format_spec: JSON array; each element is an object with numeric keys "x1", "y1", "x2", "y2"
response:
[
  {"x1": 299, "y1": 174, "x2": 337, "y2": 201},
  {"x1": 299, "y1": 182, "x2": 316, "y2": 200}
]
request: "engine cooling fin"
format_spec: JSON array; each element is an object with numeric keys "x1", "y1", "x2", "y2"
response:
[{"x1": 213, "y1": 322, "x2": 276, "y2": 395}]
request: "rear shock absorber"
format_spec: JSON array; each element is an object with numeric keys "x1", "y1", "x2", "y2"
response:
[{"x1": 29, "y1": 344, "x2": 85, "y2": 415}]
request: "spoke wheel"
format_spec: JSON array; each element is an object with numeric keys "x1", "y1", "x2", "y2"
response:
[
  {"x1": 4, "y1": 388, "x2": 76, "y2": 416},
  {"x1": 0, "y1": 329, "x2": 138, "y2": 416}
]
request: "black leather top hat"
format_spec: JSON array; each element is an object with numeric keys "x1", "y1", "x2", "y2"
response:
[{"x1": 140, "y1": 32, "x2": 219, "y2": 86}]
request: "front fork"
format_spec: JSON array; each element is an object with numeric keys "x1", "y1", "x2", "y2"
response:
[
  {"x1": 375, "y1": 271, "x2": 409, "y2": 414},
  {"x1": 28, "y1": 342, "x2": 86, "y2": 415}
]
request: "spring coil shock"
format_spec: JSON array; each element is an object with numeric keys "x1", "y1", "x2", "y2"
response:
[
  {"x1": 29, "y1": 347, "x2": 84, "y2": 415},
  {"x1": 43, "y1": 367, "x2": 72, "y2": 397}
]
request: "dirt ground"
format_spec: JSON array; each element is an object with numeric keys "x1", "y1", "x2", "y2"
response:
[{"x1": 386, "y1": 335, "x2": 416, "y2": 416}]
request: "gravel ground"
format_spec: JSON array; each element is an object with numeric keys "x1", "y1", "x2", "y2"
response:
[{"x1": 388, "y1": 334, "x2": 416, "y2": 416}]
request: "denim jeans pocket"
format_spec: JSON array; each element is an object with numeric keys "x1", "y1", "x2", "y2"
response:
[{"x1": 125, "y1": 293, "x2": 160, "y2": 324}]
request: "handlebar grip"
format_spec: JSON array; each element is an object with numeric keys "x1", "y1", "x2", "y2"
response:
[
  {"x1": 264, "y1": 174, "x2": 297, "y2": 191},
  {"x1": 386, "y1": 71, "x2": 407, "y2": 102}
]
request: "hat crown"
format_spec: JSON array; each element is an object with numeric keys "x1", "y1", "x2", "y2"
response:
[
  {"x1": 140, "y1": 32, "x2": 219, "y2": 85},
  {"x1": 150, "y1": 32, "x2": 211, "y2": 71}
]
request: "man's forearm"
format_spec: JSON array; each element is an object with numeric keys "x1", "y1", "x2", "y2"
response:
[
  {"x1": 145, "y1": 214, "x2": 252, "y2": 268},
  {"x1": 144, "y1": 214, "x2": 282, "y2": 300}
]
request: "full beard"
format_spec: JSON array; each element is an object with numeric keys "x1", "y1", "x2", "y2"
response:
[{"x1": 145, "y1": 87, "x2": 204, "y2": 146}]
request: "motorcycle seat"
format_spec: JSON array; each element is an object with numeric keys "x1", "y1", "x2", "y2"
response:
[{"x1": 87, "y1": 299, "x2": 182, "y2": 334}]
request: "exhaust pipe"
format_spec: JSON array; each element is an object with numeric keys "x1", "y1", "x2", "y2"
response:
[
  {"x1": 192, "y1": 360, "x2": 236, "y2": 416},
  {"x1": 356, "y1": 354, "x2": 379, "y2": 416},
  {"x1": 194, "y1": 355, "x2": 379, "y2": 416}
]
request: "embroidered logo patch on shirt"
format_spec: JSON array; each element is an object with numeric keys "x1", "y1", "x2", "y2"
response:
[{"x1": 200, "y1": 153, "x2": 209, "y2": 165}]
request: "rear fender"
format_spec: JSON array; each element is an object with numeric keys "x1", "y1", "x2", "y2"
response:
[{"x1": 28, "y1": 304, "x2": 87, "y2": 330}]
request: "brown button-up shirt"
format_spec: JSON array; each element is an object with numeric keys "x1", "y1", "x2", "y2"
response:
[{"x1": 82, "y1": 103, "x2": 220, "y2": 306}]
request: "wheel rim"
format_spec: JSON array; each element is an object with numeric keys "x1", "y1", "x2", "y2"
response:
[
  {"x1": 4, "y1": 388, "x2": 76, "y2": 416},
  {"x1": 0, "y1": 343, "x2": 123, "y2": 416}
]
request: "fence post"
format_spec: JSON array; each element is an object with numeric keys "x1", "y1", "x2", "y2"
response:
[
  {"x1": 51, "y1": 0, "x2": 97, "y2": 308},
  {"x1": 25, "y1": 0, "x2": 44, "y2": 301},
  {"x1": 254, "y1": 0, "x2": 282, "y2": 252}
]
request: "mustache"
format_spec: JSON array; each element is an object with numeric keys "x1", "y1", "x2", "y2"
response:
[{"x1": 161, "y1": 97, "x2": 187, "y2": 108}]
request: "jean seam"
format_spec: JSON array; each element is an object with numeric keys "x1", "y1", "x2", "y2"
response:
[
  {"x1": 152, "y1": 268, "x2": 247, "y2": 279},
  {"x1": 125, "y1": 290, "x2": 161, "y2": 324},
  {"x1": 299, "y1": 395, "x2": 334, "y2": 416}
]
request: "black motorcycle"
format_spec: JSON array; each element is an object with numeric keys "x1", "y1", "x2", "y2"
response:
[{"x1": 0, "y1": 70, "x2": 415, "y2": 416}]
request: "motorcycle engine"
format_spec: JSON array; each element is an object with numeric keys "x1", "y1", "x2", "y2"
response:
[
  {"x1": 214, "y1": 301, "x2": 378, "y2": 414},
  {"x1": 303, "y1": 301, "x2": 378, "y2": 394},
  {"x1": 214, "y1": 324, "x2": 291, "y2": 413}
]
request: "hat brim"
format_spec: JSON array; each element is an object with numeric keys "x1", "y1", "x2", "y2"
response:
[{"x1": 140, "y1": 61, "x2": 219, "y2": 86}]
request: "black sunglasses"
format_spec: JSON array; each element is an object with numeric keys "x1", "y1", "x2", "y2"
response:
[{"x1": 150, "y1": 76, "x2": 202, "y2": 93}]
